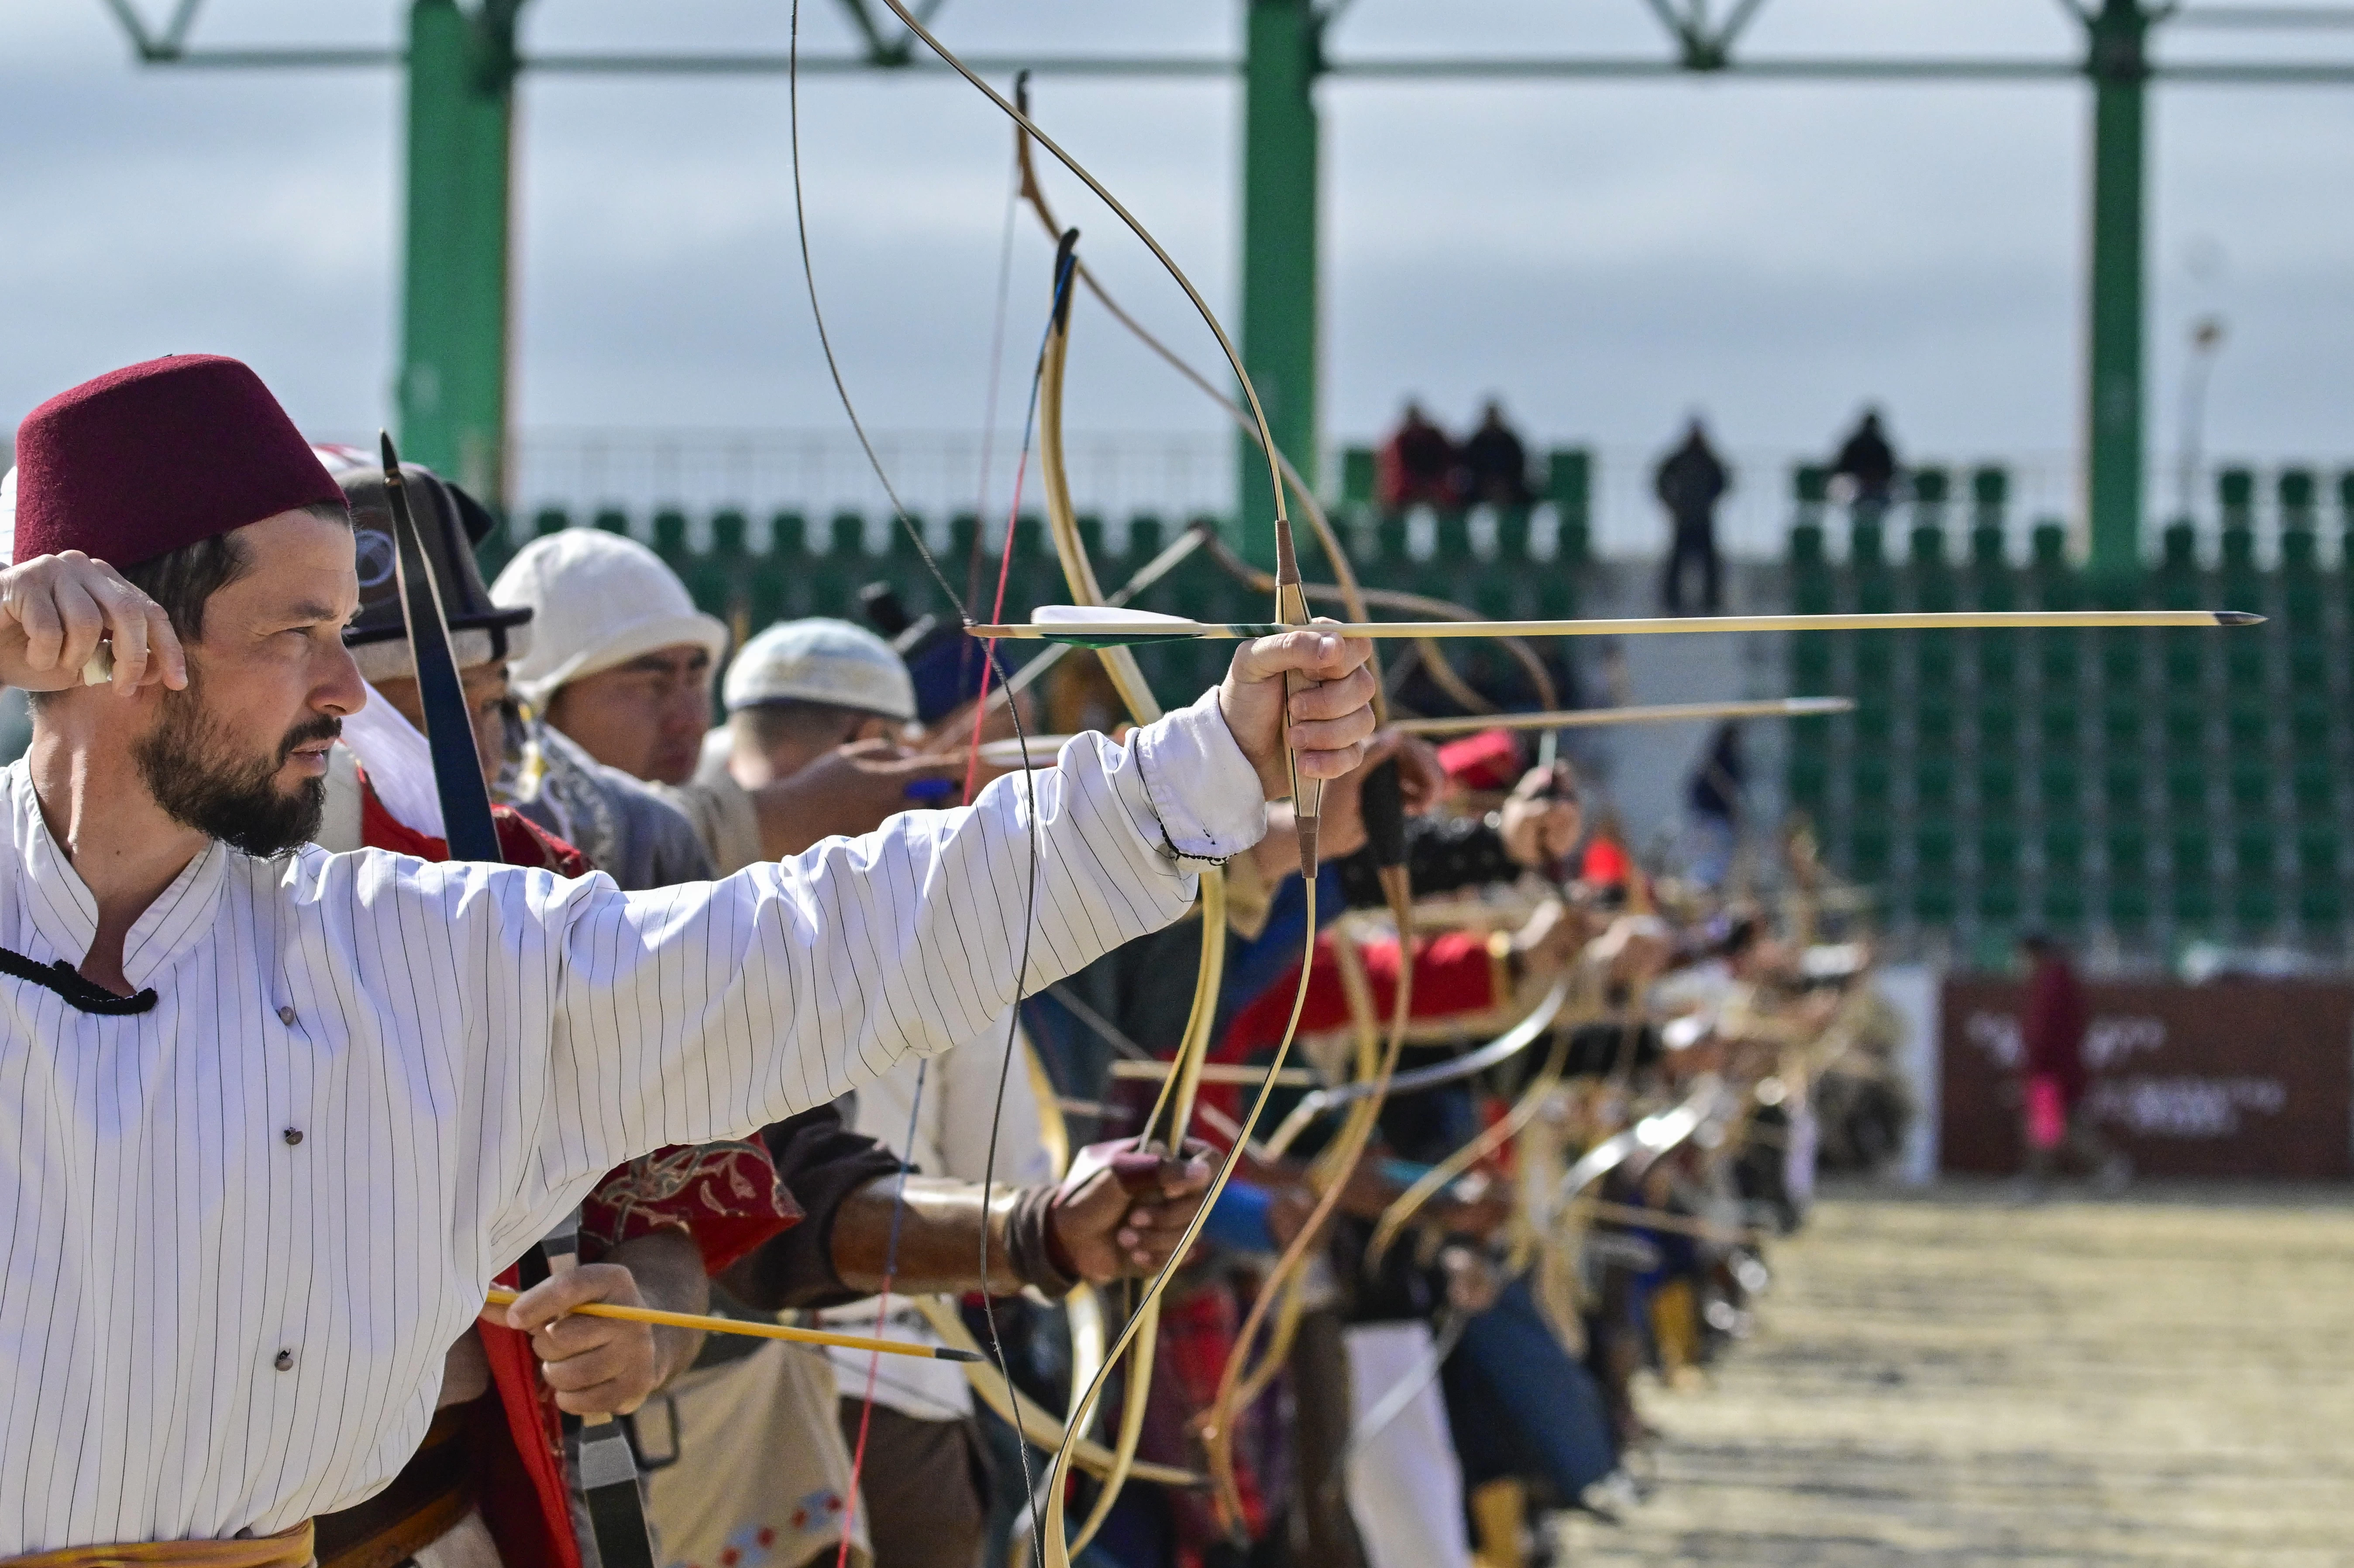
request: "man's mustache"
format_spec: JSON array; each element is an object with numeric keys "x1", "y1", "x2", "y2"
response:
[{"x1": 277, "y1": 715, "x2": 344, "y2": 765}]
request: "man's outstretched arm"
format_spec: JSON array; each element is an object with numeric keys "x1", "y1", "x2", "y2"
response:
[{"x1": 492, "y1": 632, "x2": 1374, "y2": 1261}]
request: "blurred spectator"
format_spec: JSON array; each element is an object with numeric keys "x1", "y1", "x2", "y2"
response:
[
  {"x1": 2015, "y1": 933, "x2": 2131, "y2": 1197},
  {"x1": 1459, "y1": 400, "x2": 1535, "y2": 506},
  {"x1": 1377, "y1": 401, "x2": 1459, "y2": 511},
  {"x1": 1830, "y1": 408, "x2": 1900, "y2": 516},
  {"x1": 1684, "y1": 721, "x2": 1744, "y2": 889},
  {"x1": 1654, "y1": 418, "x2": 1728, "y2": 614}
]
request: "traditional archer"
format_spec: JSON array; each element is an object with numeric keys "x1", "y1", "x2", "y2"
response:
[{"x1": 0, "y1": 353, "x2": 1379, "y2": 1566}]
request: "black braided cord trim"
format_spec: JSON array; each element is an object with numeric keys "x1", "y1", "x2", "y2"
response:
[{"x1": 0, "y1": 946, "x2": 158, "y2": 1014}]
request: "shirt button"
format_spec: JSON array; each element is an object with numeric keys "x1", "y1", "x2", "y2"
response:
[
  {"x1": 282, "y1": 1128, "x2": 304, "y2": 1147},
  {"x1": 273, "y1": 1349, "x2": 295, "y2": 1372},
  {"x1": 277, "y1": 1006, "x2": 297, "y2": 1027}
]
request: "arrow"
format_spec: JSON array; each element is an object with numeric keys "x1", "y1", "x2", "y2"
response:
[{"x1": 966, "y1": 607, "x2": 2262, "y2": 646}]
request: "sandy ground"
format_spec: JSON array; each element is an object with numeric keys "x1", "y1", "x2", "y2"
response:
[{"x1": 1554, "y1": 1184, "x2": 2354, "y2": 1567}]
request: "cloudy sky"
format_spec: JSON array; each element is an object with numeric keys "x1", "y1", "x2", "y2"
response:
[{"x1": 3, "y1": 1, "x2": 2348, "y2": 541}]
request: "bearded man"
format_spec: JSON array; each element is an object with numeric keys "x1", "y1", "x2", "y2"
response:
[{"x1": 0, "y1": 353, "x2": 1378, "y2": 1565}]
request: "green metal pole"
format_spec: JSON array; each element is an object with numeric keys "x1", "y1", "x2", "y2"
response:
[
  {"x1": 2084, "y1": 0, "x2": 2149, "y2": 579},
  {"x1": 399, "y1": 0, "x2": 522, "y2": 506},
  {"x1": 1236, "y1": 0, "x2": 1321, "y2": 566}
]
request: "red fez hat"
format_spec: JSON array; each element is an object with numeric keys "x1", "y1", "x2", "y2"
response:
[{"x1": 10, "y1": 354, "x2": 346, "y2": 570}]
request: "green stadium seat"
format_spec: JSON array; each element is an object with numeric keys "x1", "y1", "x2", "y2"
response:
[
  {"x1": 1914, "y1": 636, "x2": 1958, "y2": 688},
  {"x1": 2298, "y1": 880, "x2": 2343, "y2": 927},
  {"x1": 2234, "y1": 881, "x2": 2279, "y2": 928},
  {"x1": 1915, "y1": 701, "x2": 1958, "y2": 753},
  {"x1": 2171, "y1": 829, "x2": 2212, "y2": 880},
  {"x1": 2293, "y1": 757, "x2": 2336, "y2": 817},
  {"x1": 1978, "y1": 880, "x2": 2022, "y2": 922},
  {"x1": 2039, "y1": 701, "x2": 2080, "y2": 749},
  {"x1": 649, "y1": 509, "x2": 687, "y2": 560},
  {"x1": 2098, "y1": 637, "x2": 2142, "y2": 689},
  {"x1": 2162, "y1": 702, "x2": 2206, "y2": 751},
  {"x1": 1914, "y1": 881, "x2": 1959, "y2": 923},
  {"x1": 1789, "y1": 754, "x2": 1831, "y2": 812},
  {"x1": 533, "y1": 506, "x2": 570, "y2": 537},
  {"x1": 1976, "y1": 637, "x2": 2019, "y2": 690},
  {"x1": 2038, "y1": 633, "x2": 2081, "y2": 687},
  {"x1": 2297, "y1": 827, "x2": 2340, "y2": 882},
  {"x1": 2235, "y1": 827, "x2": 2278, "y2": 880},
  {"x1": 2107, "y1": 826, "x2": 2150, "y2": 881},
  {"x1": 1855, "y1": 703, "x2": 1896, "y2": 747},
  {"x1": 2102, "y1": 701, "x2": 2143, "y2": 748},
  {"x1": 1341, "y1": 447, "x2": 1378, "y2": 507},
  {"x1": 2163, "y1": 759, "x2": 2208, "y2": 813},
  {"x1": 2102, "y1": 762, "x2": 2143, "y2": 814},
  {"x1": 2226, "y1": 702, "x2": 2270, "y2": 750},
  {"x1": 1915, "y1": 756, "x2": 1958, "y2": 811},
  {"x1": 2288, "y1": 643, "x2": 2328, "y2": 693},
  {"x1": 2229, "y1": 760, "x2": 2273, "y2": 813},
  {"x1": 2172, "y1": 887, "x2": 2216, "y2": 926},
  {"x1": 2106, "y1": 882, "x2": 2152, "y2": 928},
  {"x1": 593, "y1": 507, "x2": 630, "y2": 536},
  {"x1": 1976, "y1": 701, "x2": 2020, "y2": 749},
  {"x1": 1851, "y1": 755, "x2": 1893, "y2": 810},
  {"x1": 2161, "y1": 635, "x2": 2204, "y2": 691},
  {"x1": 1849, "y1": 824, "x2": 1893, "y2": 880},
  {"x1": 1976, "y1": 758, "x2": 2020, "y2": 812},
  {"x1": 1791, "y1": 633, "x2": 1833, "y2": 688},
  {"x1": 2044, "y1": 819, "x2": 2087, "y2": 876},
  {"x1": 1978, "y1": 825, "x2": 2022, "y2": 877},
  {"x1": 1916, "y1": 823, "x2": 1959, "y2": 877},
  {"x1": 2225, "y1": 641, "x2": 2268, "y2": 692},
  {"x1": 2039, "y1": 758, "x2": 2082, "y2": 810},
  {"x1": 2041, "y1": 883, "x2": 2086, "y2": 928},
  {"x1": 2289, "y1": 699, "x2": 2330, "y2": 750}
]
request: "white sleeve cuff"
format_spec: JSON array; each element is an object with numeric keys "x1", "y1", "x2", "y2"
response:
[{"x1": 1122, "y1": 687, "x2": 1268, "y2": 862}]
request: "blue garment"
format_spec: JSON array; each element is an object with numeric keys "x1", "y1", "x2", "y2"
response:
[
  {"x1": 1200, "y1": 1178, "x2": 1280, "y2": 1253},
  {"x1": 1442, "y1": 1274, "x2": 1617, "y2": 1496}
]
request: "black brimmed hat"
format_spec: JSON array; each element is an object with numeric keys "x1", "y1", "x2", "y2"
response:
[{"x1": 316, "y1": 445, "x2": 532, "y2": 683}]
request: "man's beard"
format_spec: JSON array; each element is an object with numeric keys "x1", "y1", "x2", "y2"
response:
[{"x1": 134, "y1": 675, "x2": 340, "y2": 858}]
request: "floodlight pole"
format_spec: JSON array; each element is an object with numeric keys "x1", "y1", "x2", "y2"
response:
[
  {"x1": 1237, "y1": 0, "x2": 1323, "y2": 566},
  {"x1": 399, "y1": 0, "x2": 523, "y2": 506},
  {"x1": 2085, "y1": 0, "x2": 2155, "y2": 581}
]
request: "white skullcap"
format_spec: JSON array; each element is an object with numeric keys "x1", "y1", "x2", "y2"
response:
[
  {"x1": 490, "y1": 529, "x2": 729, "y2": 709},
  {"x1": 724, "y1": 617, "x2": 915, "y2": 722}
]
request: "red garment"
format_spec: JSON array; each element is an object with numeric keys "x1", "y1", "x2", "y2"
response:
[
  {"x1": 1435, "y1": 730, "x2": 1523, "y2": 792},
  {"x1": 2020, "y1": 955, "x2": 2091, "y2": 1109},
  {"x1": 1143, "y1": 1277, "x2": 1276, "y2": 1561},
  {"x1": 1376, "y1": 423, "x2": 1459, "y2": 511},
  {"x1": 1219, "y1": 929, "x2": 1507, "y2": 1062},
  {"x1": 355, "y1": 771, "x2": 798, "y2": 1568}
]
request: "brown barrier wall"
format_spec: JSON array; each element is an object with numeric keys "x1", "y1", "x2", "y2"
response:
[{"x1": 1940, "y1": 978, "x2": 2354, "y2": 1179}]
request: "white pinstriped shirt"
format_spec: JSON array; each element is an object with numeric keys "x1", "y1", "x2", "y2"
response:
[{"x1": 0, "y1": 692, "x2": 1263, "y2": 1554}]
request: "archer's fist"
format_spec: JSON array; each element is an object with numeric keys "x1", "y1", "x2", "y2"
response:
[
  {"x1": 1048, "y1": 1139, "x2": 1213, "y2": 1283},
  {"x1": 1216, "y1": 623, "x2": 1378, "y2": 803}
]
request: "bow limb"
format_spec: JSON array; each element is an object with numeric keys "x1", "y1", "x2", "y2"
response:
[
  {"x1": 1200, "y1": 919, "x2": 1400, "y2": 1534},
  {"x1": 1035, "y1": 237, "x2": 1229, "y2": 1558}
]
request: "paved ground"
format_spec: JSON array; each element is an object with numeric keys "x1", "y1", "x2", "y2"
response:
[{"x1": 1555, "y1": 1185, "x2": 2354, "y2": 1567}]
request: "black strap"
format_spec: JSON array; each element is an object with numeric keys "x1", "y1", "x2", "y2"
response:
[{"x1": 0, "y1": 946, "x2": 157, "y2": 1014}]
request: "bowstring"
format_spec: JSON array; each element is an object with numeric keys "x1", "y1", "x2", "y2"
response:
[
  {"x1": 963, "y1": 142, "x2": 1024, "y2": 700},
  {"x1": 834, "y1": 1058, "x2": 930, "y2": 1568},
  {"x1": 789, "y1": 9, "x2": 1055, "y2": 1557},
  {"x1": 963, "y1": 257, "x2": 1071, "y2": 804}
]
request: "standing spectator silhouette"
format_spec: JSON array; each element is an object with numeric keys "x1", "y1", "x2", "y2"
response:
[
  {"x1": 1377, "y1": 401, "x2": 1460, "y2": 511},
  {"x1": 2014, "y1": 933, "x2": 2131, "y2": 1197},
  {"x1": 1683, "y1": 721, "x2": 1744, "y2": 889},
  {"x1": 1459, "y1": 400, "x2": 1535, "y2": 506},
  {"x1": 1654, "y1": 418, "x2": 1728, "y2": 614},
  {"x1": 1831, "y1": 408, "x2": 1900, "y2": 519}
]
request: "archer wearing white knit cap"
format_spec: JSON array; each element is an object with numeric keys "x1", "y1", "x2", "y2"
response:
[{"x1": 491, "y1": 528, "x2": 730, "y2": 787}]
